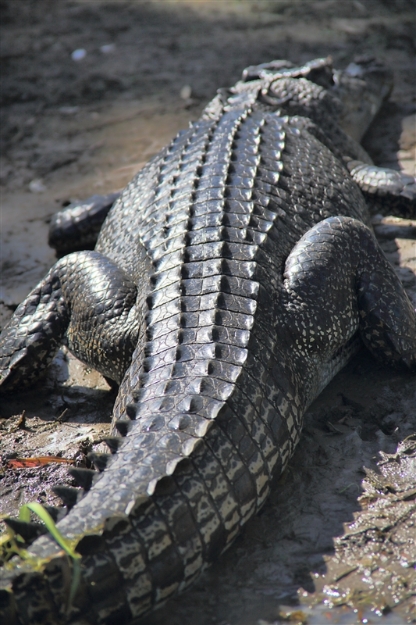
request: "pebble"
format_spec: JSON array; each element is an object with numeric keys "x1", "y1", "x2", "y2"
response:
[
  {"x1": 71, "y1": 48, "x2": 87, "y2": 61},
  {"x1": 59, "y1": 106, "x2": 80, "y2": 115},
  {"x1": 100, "y1": 43, "x2": 116, "y2": 54},
  {"x1": 29, "y1": 179, "x2": 46, "y2": 193},
  {"x1": 180, "y1": 85, "x2": 192, "y2": 100}
]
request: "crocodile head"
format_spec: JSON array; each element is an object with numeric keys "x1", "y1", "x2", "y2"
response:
[
  {"x1": 332, "y1": 55, "x2": 393, "y2": 142},
  {"x1": 234, "y1": 55, "x2": 392, "y2": 146}
]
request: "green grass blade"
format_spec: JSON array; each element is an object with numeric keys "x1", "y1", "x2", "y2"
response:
[
  {"x1": 21, "y1": 503, "x2": 80, "y2": 560},
  {"x1": 19, "y1": 502, "x2": 82, "y2": 611},
  {"x1": 18, "y1": 506, "x2": 31, "y2": 523},
  {"x1": 69, "y1": 558, "x2": 82, "y2": 610}
]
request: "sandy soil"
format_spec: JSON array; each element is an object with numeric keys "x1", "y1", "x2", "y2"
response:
[{"x1": 0, "y1": 1, "x2": 415, "y2": 624}]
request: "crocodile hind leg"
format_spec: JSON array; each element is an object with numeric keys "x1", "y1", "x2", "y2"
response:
[
  {"x1": 281, "y1": 215, "x2": 416, "y2": 399},
  {"x1": 0, "y1": 250, "x2": 148, "y2": 394}
]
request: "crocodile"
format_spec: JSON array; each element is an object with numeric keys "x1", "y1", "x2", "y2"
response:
[{"x1": 0, "y1": 56, "x2": 415, "y2": 625}]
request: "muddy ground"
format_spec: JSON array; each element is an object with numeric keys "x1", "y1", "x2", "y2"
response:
[{"x1": 0, "y1": 1, "x2": 415, "y2": 624}]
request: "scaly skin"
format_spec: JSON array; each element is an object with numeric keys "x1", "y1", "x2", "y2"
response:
[{"x1": 0, "y1": 57, "x2": 415, "y2": 625}]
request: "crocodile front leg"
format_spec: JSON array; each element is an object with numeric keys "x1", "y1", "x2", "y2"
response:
[
  {"x1": 0, "y1": 250, "x2": 148, "y2": 393},
  {"x1": 48, "y1": 193, "x2": 121, "y2": 256},
  {"x1": 346, "y1": 160, "x2": 416, "y2": 219}
]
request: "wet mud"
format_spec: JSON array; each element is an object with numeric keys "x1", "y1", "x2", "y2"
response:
[{"x1": 0, "y1": 1, "x2": 415, "y2": 624}]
